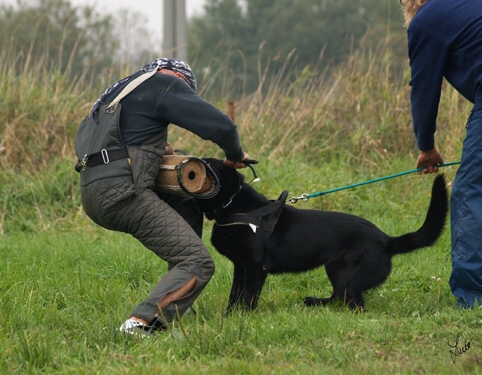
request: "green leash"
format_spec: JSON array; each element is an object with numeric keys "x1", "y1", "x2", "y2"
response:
[{"x1": 288, "y1": 161, "x2": 461, "y2": 204}]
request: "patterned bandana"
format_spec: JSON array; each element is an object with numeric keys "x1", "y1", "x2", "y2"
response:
[
  {"x1": 156, "y1": 58, "x2": 197, "y2": 91},
  {"x1": 90, "y1": 58, "x2": 197, "y2": 119}
]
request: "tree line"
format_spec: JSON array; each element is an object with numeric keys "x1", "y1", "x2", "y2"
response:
[
  {"x1": 189, "y1": 0, "x2": 407, "y2": 96},
  {"x1": 1, "y1": 0, "x2": 408, "y2": 96}
]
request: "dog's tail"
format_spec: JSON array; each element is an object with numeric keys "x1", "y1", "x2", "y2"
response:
[{"x1": 386, "y1": 174, "x2": 448, "y2": 256}]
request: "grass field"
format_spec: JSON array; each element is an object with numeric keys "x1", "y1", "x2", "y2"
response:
[
  {"x1": 1, "y1": 38, "x2": 481, "y2": 374},
  {"x1": 1, "y1": 163, "x2": 481, "y2": 374}
]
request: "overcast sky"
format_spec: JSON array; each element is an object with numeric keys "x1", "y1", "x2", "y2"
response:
[
  {"x1": 1, "y1": 0, "x2": 206, "y2": 36},
  {"x1": 79, "y1": 0, "x2": 206, "y2": 35}
]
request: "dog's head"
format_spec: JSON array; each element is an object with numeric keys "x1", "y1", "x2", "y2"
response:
[{"x1": 196, "y1": 158, "x2": 245, "y2": 219}]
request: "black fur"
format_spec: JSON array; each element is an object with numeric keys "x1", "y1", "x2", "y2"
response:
[{"x1": 196, "y1": 159, "x2": 449, "y2": 311}]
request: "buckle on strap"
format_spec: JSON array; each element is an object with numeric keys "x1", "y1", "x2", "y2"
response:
[
  {"x1": 81, "y1": 154, "x2": 88, "y2": 171},
  {"x1": 75, "y1": 147, "x2": 129, "y2": 172},
  {"x1": 101, "y1": 149, "x2": 109, "y2": 164}
]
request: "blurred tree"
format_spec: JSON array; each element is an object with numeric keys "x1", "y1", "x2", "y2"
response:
[
  {"x1": 0, "y1": 0, "x2": 125, "y2": 81},
  {"x1": 111, "y1": 7, "x2": 163, "y2": 72},
  {"x1": 188, "y1": 0, "x2": 406, "y2": 97}
]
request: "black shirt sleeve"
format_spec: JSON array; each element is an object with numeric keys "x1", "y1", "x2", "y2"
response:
[
  {"x1": 118, "y1": 73, "x2": 244, "y2": 161},
  {"x1": 156, "y1": 75, "x2": 245, "y2": 161}
]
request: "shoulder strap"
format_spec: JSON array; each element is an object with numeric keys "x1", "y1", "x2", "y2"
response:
[{"x1": 105, "y1": 68, "x2": 159, "y2": 111}]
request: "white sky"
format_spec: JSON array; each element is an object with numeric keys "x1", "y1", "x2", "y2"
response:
[
  {"x1": 1, "y1": 0, "x2": 206, "y2": 36},
  {"x1": 77, "y1": 0, "x2": 206, "y2": 35}
]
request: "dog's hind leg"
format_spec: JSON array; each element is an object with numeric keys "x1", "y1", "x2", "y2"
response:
[
  {"x1": 329, "y1": 269, "x2": 366, "y2": 309},
  {"x1": 304, "y1": 290, "x2": 364, "y2": 309},
  {"x1": 340, "y1": 289, "x2": 364, "y2": 310},
  {"x1": 304, "y1": 261, "x2": 366, "y2": 309},
  {"x1": 303, "y1": 263, "x2": 340, "y2": 307}
]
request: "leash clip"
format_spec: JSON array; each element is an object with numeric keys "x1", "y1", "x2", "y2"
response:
[{"x1": 289, "y1": 193, "x2": 309, "y2": 204}]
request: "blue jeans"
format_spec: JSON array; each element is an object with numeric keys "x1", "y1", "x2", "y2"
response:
[{"x1": 449, "y1": 108, "x2": 482, "y2": 308}]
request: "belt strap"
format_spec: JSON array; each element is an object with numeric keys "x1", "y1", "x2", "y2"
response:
[{"x1": 75, "y1": 147, "x2": 129, "y2": 172}]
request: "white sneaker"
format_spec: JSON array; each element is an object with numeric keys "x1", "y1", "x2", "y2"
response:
[{"x1": 118, "y1": 318, "x2": 155, "y2": 337}]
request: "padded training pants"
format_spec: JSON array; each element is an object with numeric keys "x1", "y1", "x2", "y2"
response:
[{"x1": 81, "y1": 175, "x2": 215, "y2": 326}]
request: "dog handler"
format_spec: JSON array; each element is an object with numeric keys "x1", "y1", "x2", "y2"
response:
[
  {"x1": 400, "y1": 0, "x2": 482, "y2": 307},
  {"x1": 75, "y1": 58, "x2": 250, "y2": 335}
]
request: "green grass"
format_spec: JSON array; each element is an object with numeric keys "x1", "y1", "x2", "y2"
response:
[{"x1": 1, "y1": 166, "x2": 481, "y2": 374}]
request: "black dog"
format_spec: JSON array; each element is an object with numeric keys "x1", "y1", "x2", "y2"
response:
[{"x1": 195, "y1": 158, "x2": 448, "y2": 312}]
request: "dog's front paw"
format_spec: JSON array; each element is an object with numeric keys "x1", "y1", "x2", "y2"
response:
[
  {"x1": 304, "y1": 296, "x2": 322, "y2": 306},
  {"x1": 303, "y1": 296, "x2": 330, "y2": 307}
]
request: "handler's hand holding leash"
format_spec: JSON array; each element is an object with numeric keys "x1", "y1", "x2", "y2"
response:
[
  {"x1": 224, "y1": 152, "x2": 253, "y2": 169},
  {"x1": 417, "y1": 147, "x2": 444, "y2": 174}
]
